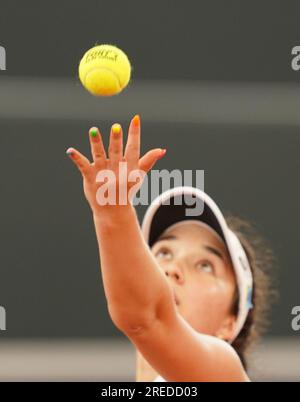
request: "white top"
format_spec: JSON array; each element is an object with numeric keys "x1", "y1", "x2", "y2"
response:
[{"x1": 153, "y1": 375, "x2": 166, "y2": 382}]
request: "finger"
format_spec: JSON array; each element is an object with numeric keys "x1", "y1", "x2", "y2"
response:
[
  {"x1": 88, "y1": 126, "x2": 107, "y2": 168},
  {"x1": 108, "y1": 123, "x2": 123, "y2": 169},
  {"x1": 138, "y1": 148, "x2": 166, "y2": 174},
  {"x1": 124, "y1": 114, "x2": 140, "y2": 165},
  {"x1": 66, "y1": 147, "x2": 92, "y2": 179}
]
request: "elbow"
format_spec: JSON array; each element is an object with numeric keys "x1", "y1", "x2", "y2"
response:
[
  {"x1": 107, "y1": 285, "x2": 176, "y2": 336},
  {"x1": 108, "y1": 303, "x2": 158, "y2": 335}
]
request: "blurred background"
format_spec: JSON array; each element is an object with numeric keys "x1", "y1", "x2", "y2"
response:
[{"x1": 0, "y1": 0, "x2": 299, "y2": 381}]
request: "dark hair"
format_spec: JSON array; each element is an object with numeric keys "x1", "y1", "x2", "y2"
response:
[{"x1": 225, "y1": 215, "x2": 277, "y2": 371}]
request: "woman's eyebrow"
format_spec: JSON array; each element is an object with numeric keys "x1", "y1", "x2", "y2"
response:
[
  {"x1": 156, "y1": 236, "x2": 225, "y2": 262},
  {"x1": 203, "y1": 245, "x2": 225, "y2": 261},
  {"x1": 156, "y1": 234, "x2": 177, "y2": 242}
]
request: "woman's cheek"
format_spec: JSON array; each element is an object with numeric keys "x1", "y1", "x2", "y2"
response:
[
  {"x1": 213, "y1": 280, "x2": 235, "y2": 312},
  {"x1": 194, "y1": 280, "x2": 229, "y2": 310},
  {"x1": 188, "y1": 279, "x2": 220, "y2": 307}
]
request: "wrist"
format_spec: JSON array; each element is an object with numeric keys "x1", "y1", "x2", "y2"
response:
[{"x1": 92, "y1": 203, "x2": 136, "y2": 227}]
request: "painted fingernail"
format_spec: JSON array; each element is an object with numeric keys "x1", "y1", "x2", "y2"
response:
[
  {"x1": 66, "y1": 148, "x2": 75, "y2": 157},
  {"x1": 132, "y1": 114, "x2": 140, "y2": 127},
  {"x1": 159, "y1": 149, "x2": 167, "y2": 158},
  {"x1": 90, "y1": 127, "x2": 98, "y2": 138},
  {"x1": 112, "y1": 123, "x2": 121, "y2": 134}
]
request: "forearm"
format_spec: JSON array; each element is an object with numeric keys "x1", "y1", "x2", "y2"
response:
[{"x1": 92, "y1": 204, "x2": 172, "y2": 331}]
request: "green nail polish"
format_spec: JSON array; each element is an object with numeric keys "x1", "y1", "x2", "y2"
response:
[{"x1": 90, "y1": 129, "x2": 98, "y2": 137}]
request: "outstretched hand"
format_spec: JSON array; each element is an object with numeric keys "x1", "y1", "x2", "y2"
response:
[{"x1": 66, "y1": 115, "x2": 166, "y2": 217}]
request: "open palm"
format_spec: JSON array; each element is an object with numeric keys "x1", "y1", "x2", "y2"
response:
[{"x1": 66, "y1": 115, "x2": 166, "y2": 216}]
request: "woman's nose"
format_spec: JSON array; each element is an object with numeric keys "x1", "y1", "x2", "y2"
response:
[{"x1": 164, "y1": 262, "x2": 184, "y2": 284}]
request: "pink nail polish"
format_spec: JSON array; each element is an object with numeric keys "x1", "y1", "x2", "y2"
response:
[
  {"x1": 66, "y1": 148, "x2": 74, "y2": 157},
  {"x1": 158, "y1": 149, "x2": 167, "y2": 159}
]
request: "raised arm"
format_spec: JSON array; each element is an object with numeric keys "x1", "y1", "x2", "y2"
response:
[
  {"x1": 66, "y1": 115, "x2": 248, "y2": 382},
  {"x1": 67, "y1": 115, "x2": 170, "y2": 331}
]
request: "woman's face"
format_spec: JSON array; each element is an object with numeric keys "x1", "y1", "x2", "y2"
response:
[{"x1": 151, "y1": 221, "x2": 237, "y2": 340}]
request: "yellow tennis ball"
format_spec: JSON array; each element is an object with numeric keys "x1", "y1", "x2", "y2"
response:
[{"x1": 78, "y1": 44, "x2": 131, "y2": 96}]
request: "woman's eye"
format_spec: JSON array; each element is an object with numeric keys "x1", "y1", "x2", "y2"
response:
[
  {"x1": 195, "y1": 261, "x2": 214, "y2": 274},
  {"x1": 155, "y1": 248, "x2": 172, "y2": 260}
]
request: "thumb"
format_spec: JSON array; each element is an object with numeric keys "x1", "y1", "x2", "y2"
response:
[
  {"x1": 138, "y1": 148, "x2": 167, "y2": 173},
  {"x1": 66, "y1": 147, "x2": 92, "y2": 180}
]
